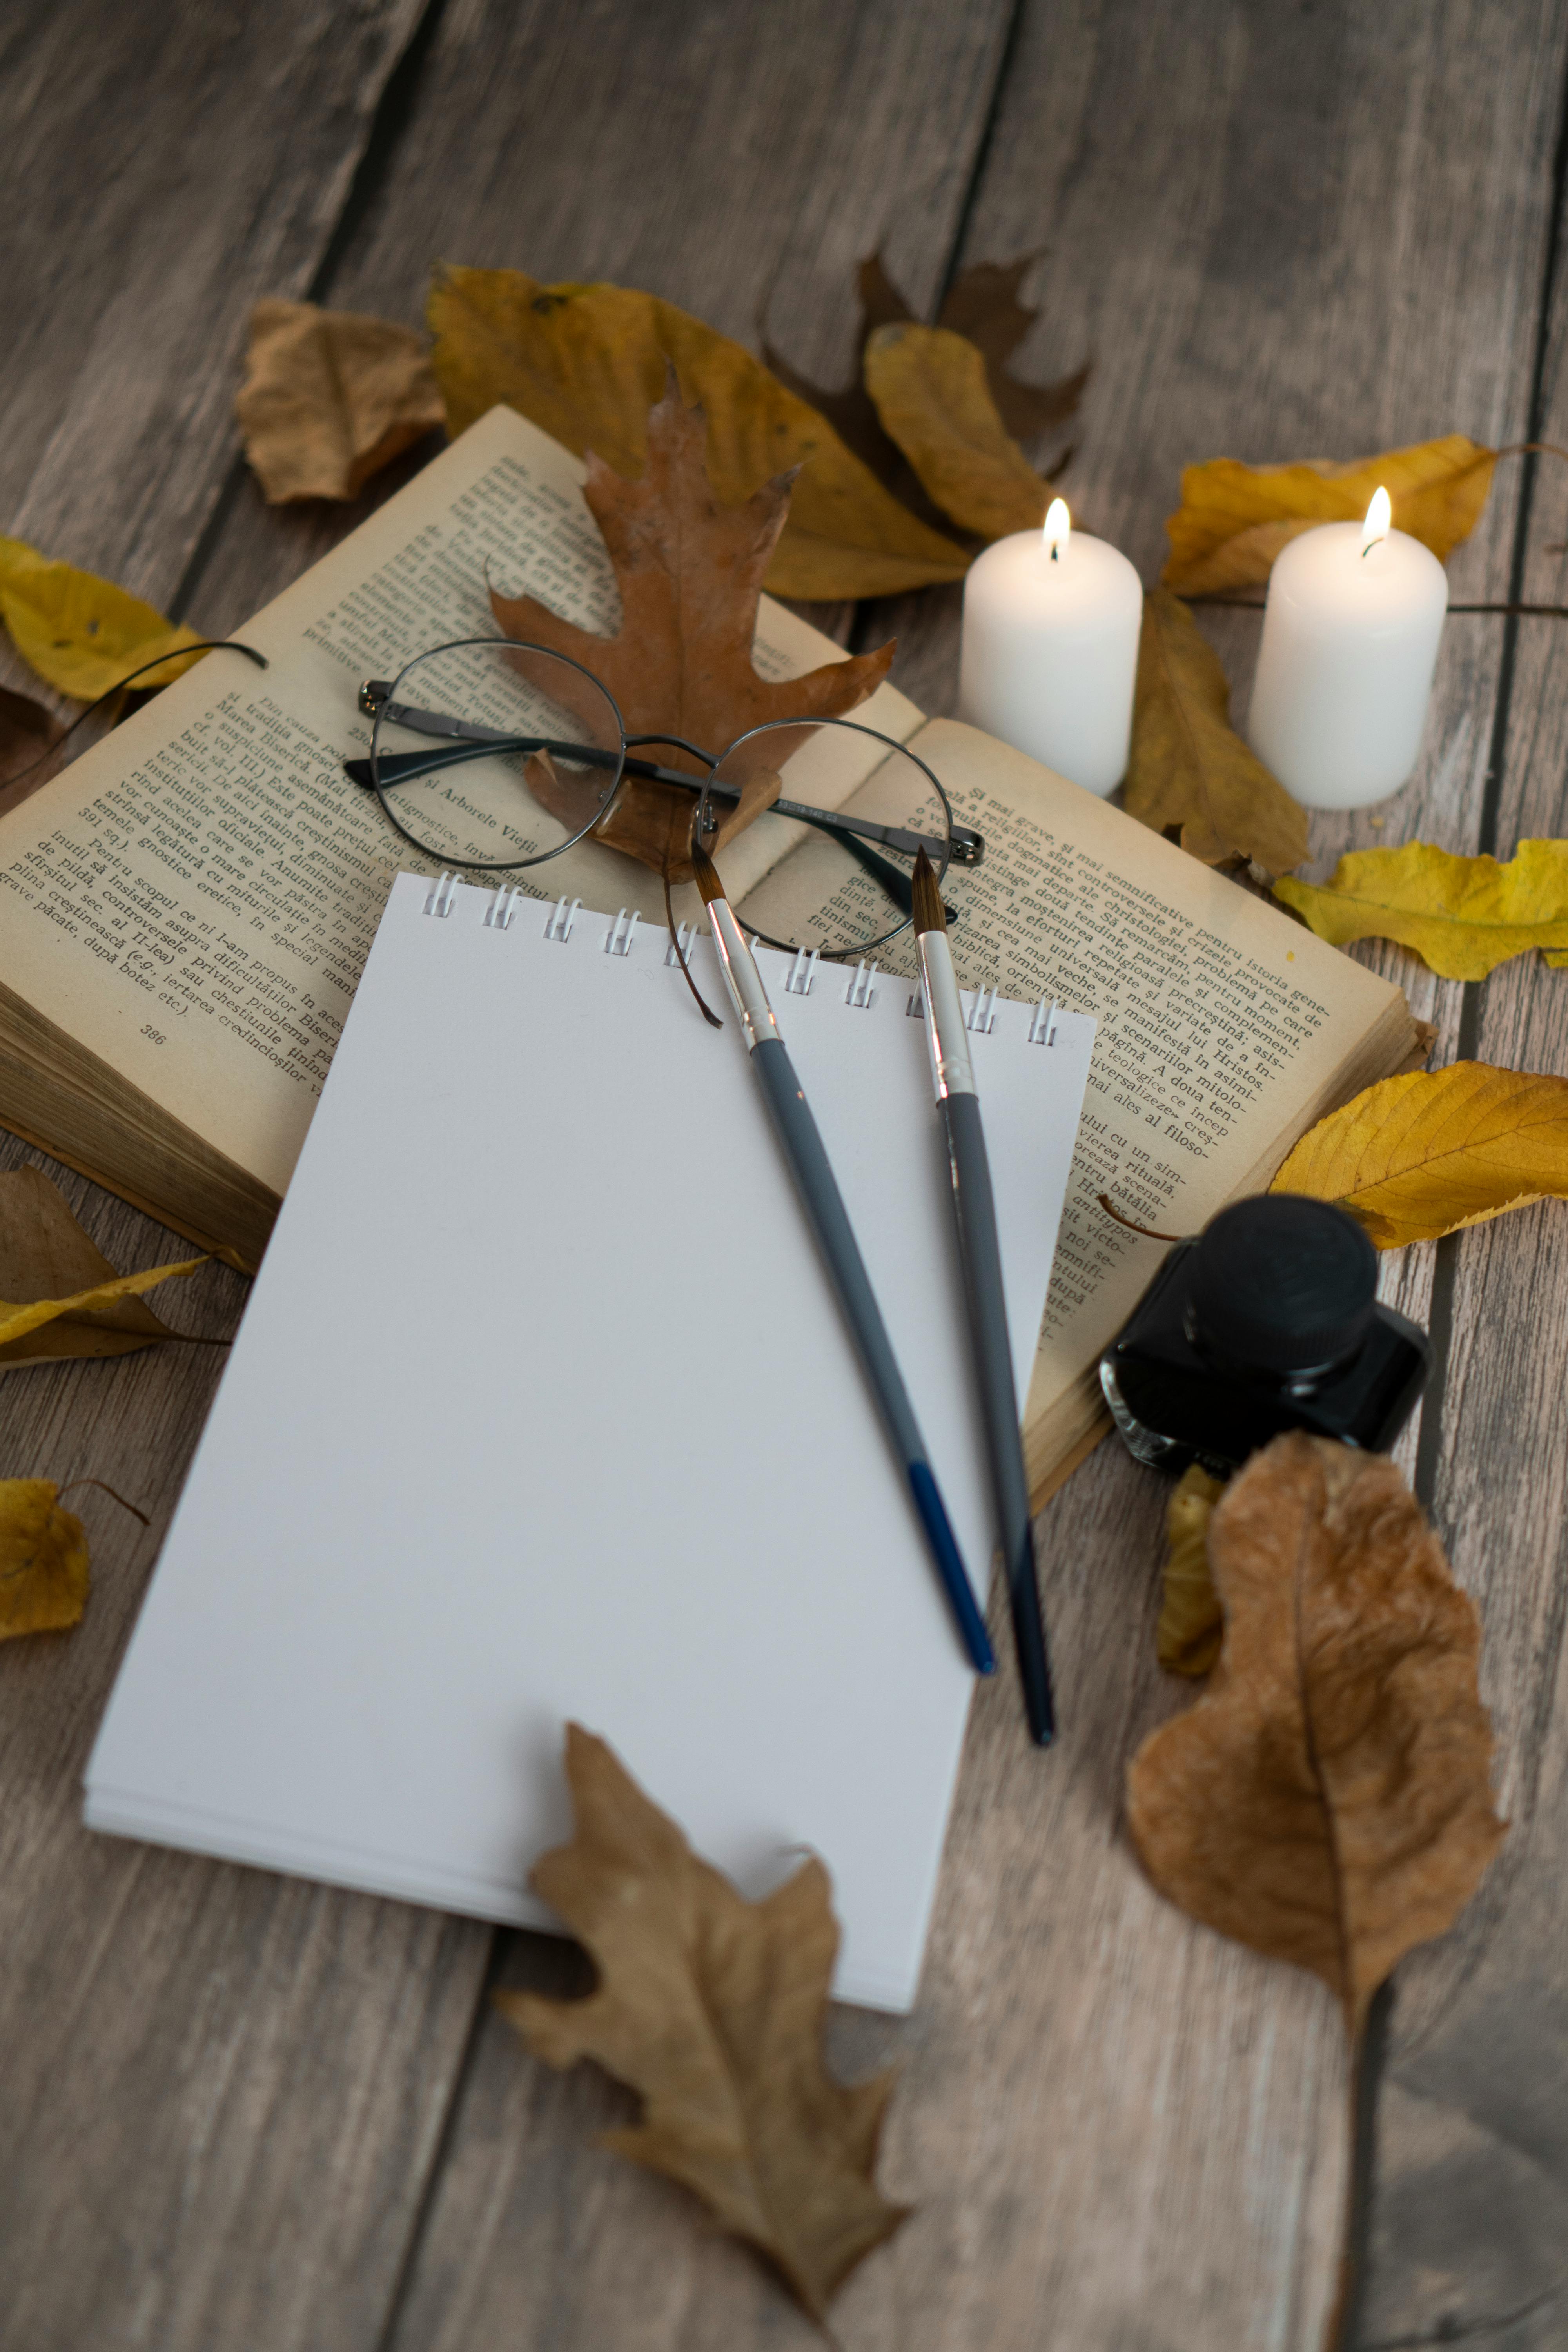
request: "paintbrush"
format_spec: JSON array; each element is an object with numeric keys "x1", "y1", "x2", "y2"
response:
[
  {"x1": 912, "y1": 846, "x2": 1054, "y2": 1745},
  {"x1": 691, "y1": 838, "x2": 996, "y2": 1678}
]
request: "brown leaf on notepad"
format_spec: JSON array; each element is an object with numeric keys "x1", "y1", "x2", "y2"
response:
[
  {"x1": 1125, "y1": 590, "x2": 1309, "y2": 874},
  {"x1": 864, "y1": 323, "x2": 1053, "y2": 541},
  {"x1": 1156, "y1": 1464, "x2": 1227, "y2": 1677},
  {"x1": 428, "y1": 264, "x2": 967, "y2": 599},
  {"x1": 1161, "y1": 435, "x2": 1496, "y2": 596},
  {"x1": 0, "y1": 1166, "x2": 206, "y2": 1369},
  {"x1": 0, "y1": 1480, "x2": 91, "y2": 1641},
  {"x1": 497, "y1": 1725, "x2": 909, "y2": 2324},
  {"x1": 0, "y1": 537, "x2": 205, "y2": 701},
  {"x1": 490, "y1": 372, "x2": 893, "y2": 881},
  {"x1": 1270, "y1": 1062, "x2": 1568, "y2": 1247},
  {"x1": 236, "y1": 299, "x2": 446, "y2": 502},
  {"x1": 1128, "y1": 1435, "x2": 1504, "y2": 2036}
]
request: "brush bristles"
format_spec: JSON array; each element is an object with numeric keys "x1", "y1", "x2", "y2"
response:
[
  {"x1": 911, "y1": 846, "x2": 946, "y2": 935},
  {"x1": 690, "y1": 838, "x2": 726, "y2": 906}
]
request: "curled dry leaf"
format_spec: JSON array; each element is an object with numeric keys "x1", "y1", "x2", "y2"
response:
[
  {"x1": 863, "y1": 322, "x2": 1051, "y2": 540},
  {"x1": 428, "y1": 265, "x2": 967, "y2": 601},
  {"x1": 1156, "y1": 1464, "x2": 1227, "y2": 1678},
  {"x1": 0, "y1": 1165, "x2": 205, "y2": 1368},
  {"x1": 498, "y1": 1725, "x2": 909, "y2": 2325},
  {"x1": 236, "y1": 298, "x2": 446, "y2": 503},
  {"x1": 1162, "y1": 434, "x2": 1495, "y2": 596},
  {"x1": 0, "y1": 1479, "x2": 90, "y2": 1641},
  {"x1": 1125, "y1": 590, "x2": 1309, "y2": 873},
  {"x1": 1129, "y1": 1434, "x2": 1504, "y2": 2035},
  {"x1": 1272, "y1": 1062, "x2": 1568, "y2": 1247},
  {"x1": 0, "y1": 536, "x2": 204, "y2": 701},
  {"x1": 490, "y1": 375, "x2": 893, "y2": 881},
  {"x1": 1275, "y1": 839, "x2": 1568, "y2": 978},
  {"x1": 760, "y1": 252, "x2": 931, "y2": 497}
]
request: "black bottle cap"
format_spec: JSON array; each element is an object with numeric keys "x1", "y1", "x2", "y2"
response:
[{"x1": 1189, "y1": 1195, "x2": 1378, "y2": 1375}]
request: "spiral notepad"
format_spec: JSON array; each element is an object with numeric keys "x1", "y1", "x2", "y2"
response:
[{"x1": 85, "y1": 871, "x2": 1094, "y2": 2011}]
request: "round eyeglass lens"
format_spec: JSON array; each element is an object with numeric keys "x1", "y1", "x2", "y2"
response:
[
  {"x1": 368, "y1": 637, "x2": 626, "y2": 873},
  {"x1": 692, "y1": 718, "x2": 967, "y2": 960}
]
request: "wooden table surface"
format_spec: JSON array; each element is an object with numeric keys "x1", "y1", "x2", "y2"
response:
[{"x1": 4, "y1": 4, "x2": 1568, "y2": 2345}]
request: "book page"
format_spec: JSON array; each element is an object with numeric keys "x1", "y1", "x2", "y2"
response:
[
  {"x1": 739, "y1": 716, "x2": 1411, "y2": 1445},
  {"x1": 0, "y1": 407, "x2": 918, "y2": 1197}
]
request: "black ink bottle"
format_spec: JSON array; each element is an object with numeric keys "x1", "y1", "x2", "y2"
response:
[{"x1": 1099, "y1": 1194, "x2": 1431, "y2": 1475}]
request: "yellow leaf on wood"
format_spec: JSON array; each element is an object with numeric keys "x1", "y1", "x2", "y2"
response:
[
  {"x1": 426, "y1": 265, "x2": 969, "y2": 601},
  {"x1": 862, "y1": 321, "x2": 1050, "y2": 539},
  {"x1": 1129, "y1": 1435, "x2": 1503, "y2": 2036},
  {"x1": 0, "y1": 537, "x2": 204, "y2": 700},
  {"x1": 497, "y1": 1725, "x2": 908, "y2": 2322},
  {"x1": 1156, "y1": 1465, "x2": 1227, "y2": 1677},
  {"x1": 236, "y1": 299, "x2": 446, "y2": 503},
  {"x1": 1274, "y1": 839, "x2": 1568, "y2": 978},
  {"x1": 1272, "y1": 1062, "x2": 1568, "y2": 1246},
  {"x1": 0, "y1": 1480, "x2": 90, "y2": 1641},
  {"x1": 1162, "y1": 434, "x2": 1496, "y2": 595},
  {"x1": 0, "y1": 1165, "x2": 204, "y2": 1367},
  {"x1": 1125, "y1": 590, "x2": 1309, "y2": 873}
]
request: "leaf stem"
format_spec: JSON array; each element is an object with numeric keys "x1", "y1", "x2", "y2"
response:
[
  {"x1": 55, "y1": 1476, "x2": 150, "y2": 1526},
  {"x1": 1096, "y1": 1193, "x2": 1185, "y2": 1243}
]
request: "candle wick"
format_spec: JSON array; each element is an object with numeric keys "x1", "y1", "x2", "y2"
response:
[{"x1": 1049, "y1": 544, "x2": 1060, "y2": 563}]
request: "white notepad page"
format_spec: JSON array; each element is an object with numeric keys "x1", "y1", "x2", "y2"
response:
[{"x1": 86, "y1": 874, "x2": 1094, "y2": 2011}]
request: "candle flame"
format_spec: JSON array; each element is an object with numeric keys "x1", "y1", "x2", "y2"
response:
[
  {"x1": 1361, "y1": 485, "x2": 1392, "y2": 555},
  {"x1": 1043, "y1": 497, "x2": 1070, "y2": 562}
]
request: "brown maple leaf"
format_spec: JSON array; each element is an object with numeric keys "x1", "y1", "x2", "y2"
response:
[
  {"x1": 490, "y1": 372, "x2": 894, "y2": 882},
  {"x1": 498, "y1": 1724, "x2": 909, "y2": 2325}
]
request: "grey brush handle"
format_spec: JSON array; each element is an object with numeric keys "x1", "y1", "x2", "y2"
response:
[
  {"x1": 940, "y1": 1092, "x2": 1055, "y2": 1742},
  {"x1": 751, "y1": 1037, "x2": 922, "y2": 1462}
]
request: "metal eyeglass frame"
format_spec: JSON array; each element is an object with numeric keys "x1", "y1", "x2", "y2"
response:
[{"x1": 343, "y1": 636, "x2": 983, "y2": 947}]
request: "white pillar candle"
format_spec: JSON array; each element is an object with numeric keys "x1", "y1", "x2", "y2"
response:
[
  {"x1": 958, "y1": 501, "x2": 1142, "y2": 795},
  {"x1": 1247, "y1": 490, "x2": 1448, "y2": 810}
]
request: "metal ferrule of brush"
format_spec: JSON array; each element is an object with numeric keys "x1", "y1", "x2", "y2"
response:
[
  {"x1": 915, "y1": 929, "x2": 976, "y2": 1101},
  {"x1": 705, "y1": 896, "x2": 780, "y2": 1052}
]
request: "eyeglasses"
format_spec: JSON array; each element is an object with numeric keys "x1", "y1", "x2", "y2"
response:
[{"x1": 342, "y1": 635, "x2": 984, "y2": 961}]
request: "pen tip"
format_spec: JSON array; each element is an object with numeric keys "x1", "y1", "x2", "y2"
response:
[
  {"x1": 911, "y1": 846, "x2": 946, "y2": 935},
  {"x1": 690, "y1": 837, "x2": 726, "y2": 907}
]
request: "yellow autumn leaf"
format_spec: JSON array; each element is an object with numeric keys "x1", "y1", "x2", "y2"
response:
[
  {"x1": 0, "y1": 1479, "x2": 90, "y2": 1641},
  {"x1": 1125, "y1": 590, "x2": 1309, "y2": 873},
  {"x1": 862, "y1": 321, "x2": 1049, "y2": 539},
  {"x1": 0, "y1": 1255, "x2": 205, "y2": 1352},
  {"x1": 1272, "y1": 1062, "x2": 1568, "y2": 1246},
  {"x1": 1274, "y1": 839, "x2": 1568, "y2": 978},
  {"x1": 1162, "y1": 434, "x2": 1496, "y2": 596},
  {"x1": 0, "y1": 537, "x2": 205, "y2": 700},
  {"x1": 426, "y1": 265, "x2": 969, "y2": 601},
  {"x1": 1156, "y1": 1465, "x2": 1227, "y2": 1677}
]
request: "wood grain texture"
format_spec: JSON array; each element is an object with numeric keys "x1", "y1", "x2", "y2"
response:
[
  {"x1": 1355, "y1": 185, "x2": 1568, "y2": 2345},
  {"x1": 4, "y1": 1, "x2": 1568, "y2": 2346}
]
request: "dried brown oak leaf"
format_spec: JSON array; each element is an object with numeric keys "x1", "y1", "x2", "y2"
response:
[
  {"x1": 1126, "y1": 590, "x2": 1308, "y2": 874},
  {"x1": 237, "y1": 299, "x2": 446, "y2": 503},
  {"x1": 0, "y1": 1479, "x2": 91, "y2": 1641},
  {"x1": 429, "y1": 265, "x2": 966, "y2": 600},
  {"x1": 490, "y1": 374, "x2": 894, "y2": 882},
  {"x1": 1163, "y1": 434, "x2": 1495, "y2": 597},
  {"x1": 1128, "y1": 1434, "x2": 1504, "y2": 2035},
  {"x1": 497, "y1": 1725, "x2": 908, "y2": 2324},
  {"x1": 0, "y1": 1166, "x2": 205, "y2": 1370}
]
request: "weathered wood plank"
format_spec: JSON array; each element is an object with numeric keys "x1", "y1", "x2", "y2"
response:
[
  {"x1": 1355, "y1": 222, "x2": 1568, "y2": 2343},
  {"x1": 0, "y1": 2, "x2": 1018, "y2": 2345}
]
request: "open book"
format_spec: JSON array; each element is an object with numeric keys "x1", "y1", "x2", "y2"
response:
[{"x1": 0, "y1": 407, "x2": 1415, "y2": 1501}]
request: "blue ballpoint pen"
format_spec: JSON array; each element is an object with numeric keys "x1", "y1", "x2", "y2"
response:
[{"x1": 690, "y1": 840, "x2": 996, "y2": 1679}]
